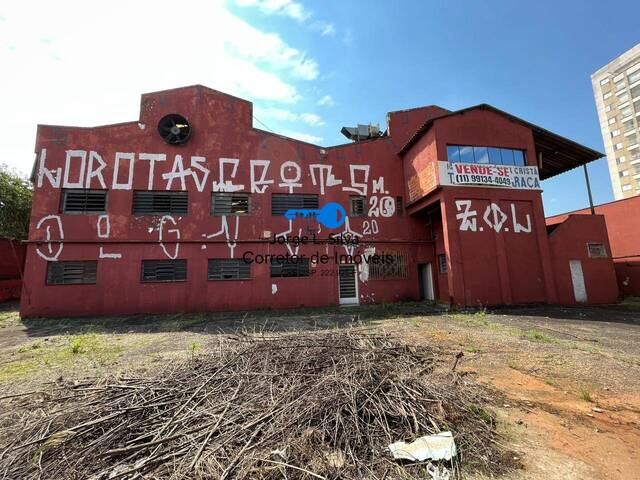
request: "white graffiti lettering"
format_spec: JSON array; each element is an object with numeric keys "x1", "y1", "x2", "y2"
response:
[
  {"x1": 86, "y1": 151, "x2": 107, "y2": 189},
  {"x1": 250, "y1": 160, "x2": 273, "y2": 193},
  {"x1": 309, "y1": 164, "x2": 342, "y2": 195},
  {"x1": 138, "y1": 153, "x2": 166, "y2": 190},
  {"x1": 63, "y1": 150, "x2": 87, "y2": 188},
  {"x1": 36, "y1": 149, "x2": 61, "y2": 188},
  {"x1": 158, "y1": 215, "x2": 180, "y2": 259},
  {"x1": 112, "y1": 152, "x2": 135, "y2": 190},
  {"x1": 279, "y1": 161, "x2": 302, "y2": 193},
  {"x1": 162, "y1": 155, "x2": 192, "y2": 191},
  {"x1": 455, "y1": 200, "x2": 477, "y2": 232},
  {"x1": 483, "y1": 203, "x2": 508, "y2": 232},
  {"x1": 35, "y1": 215, "x2": 64, "y2": 261},
  {"x1": 212, "y1": 158, "x2": 244, "y2": 192}
]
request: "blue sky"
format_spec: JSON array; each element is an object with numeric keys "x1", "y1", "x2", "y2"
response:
[{"x1": 1, "y1": 0, "x2": 639, "y2": 216}]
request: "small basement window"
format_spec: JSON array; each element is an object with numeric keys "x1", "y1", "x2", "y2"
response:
[
  {"x1": 208, "y1": 259, "x2": 251, "y2": 280},
  {"x1": 587, "y1": 243, "x2": 608, "y2": 259},
  {"x1": 61, "y1": 189, "x2": 107, "y2": 214},
  {"x1": 46, "y1": 261, "x2": 97, "y2": 285},
  {"x1": 133, "y1": 191, "x2": 188, "y2": 215},
  {"x1": 212, "y1": 193, "x2": 250, "y2": 215},
  {"x1": 271, "y1": 194, "x2": 319, "y2": 216},
  {"x1": 438, "y1": 254, "x2": 448, "y2": 274},
  {"x1": 270, "y1": 258, "x2": 311, "y2": 278},
  {"x1": 141, "y1": 259, "x2": 187, "y2": 282},
  {"x1": 350, "y1": 196, "x2": 366, "y2": 216}
]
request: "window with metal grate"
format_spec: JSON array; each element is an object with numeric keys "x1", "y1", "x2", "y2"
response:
[
  {"x1": 211, "y1": 193, "x2": 251, "y2": 215},
  {"x1": 61, "y1": 189, "x2": 107, "y2": 214},
  {"x1": 270, "y1": 258, "x2": 311, "y2": 277},
  {"x1": 271, "y1": 194, "x2": 319, "y2": 215},
  {"x1": 133, "y1": 191, "x2": 188, "y2": 215},
  {"x1": 396, "y1": 196, "x2": 404, "y2": 216},
  {"x1": 369, "y1": 252, "x2": 408, "y2": 280},
  {"x1": 587, "y1": 243, "x2": 608, "y2": 259},
  {"x1": 141, "y1": 260, "x2": 187, "y2": 282},
  {"x1": 208, "y1": 259, "x2": 251, "y2": 280},
  {"x1": 46, "y1": 261, "x2": 97, "y2": 285},
  {"x1": 438, "y1": 254, "x2": 448, "y2": 274},
  {"x1": 349, "y1": 196, "x2": 366, "y2": 216}
]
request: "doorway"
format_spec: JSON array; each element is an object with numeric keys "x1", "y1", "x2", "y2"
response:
[
  {"x1": 338, "y1": 264, "x2": 359, "y2": 305},
  {"x1": 418, "y1": 263, "x2": 435, "y2": 301}
]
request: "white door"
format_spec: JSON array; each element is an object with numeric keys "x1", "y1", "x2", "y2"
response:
[
  {"x1": 420, "y1": 263, "x2": 435, "y2": 301},
  {"x1": 569, "y1": 260, "x2": 587, "y2": 303},
  {"x1": 338, "y1": 265, "x2": 359, "y2": 305}
]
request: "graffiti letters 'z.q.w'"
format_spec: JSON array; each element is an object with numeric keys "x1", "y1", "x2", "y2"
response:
[{"x1": 455, "y1": 200, "x2": 532, "y2": 233}]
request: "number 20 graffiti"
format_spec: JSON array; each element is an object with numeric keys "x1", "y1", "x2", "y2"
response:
[{"x1": 455, "y1": 200, "x2": 532, "y2": 234}]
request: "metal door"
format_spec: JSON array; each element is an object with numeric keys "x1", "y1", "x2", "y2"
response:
[
  {"x1": 418, "y1": 263, "x2": 435, "y2": 301},
  {"x1": 338, "y1": 265, "x2": 359, "y2": 305}
]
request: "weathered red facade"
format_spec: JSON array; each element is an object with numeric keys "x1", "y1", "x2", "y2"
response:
[
  {"x1": 20, "y1": 85, "x2": 620, "y2": 317},
  {"x1": 0, "y1": 239, "x2": 26, "y2": 303},
  {"x1": 547, "y1": 196, "x2": 640, "y2": 296}
]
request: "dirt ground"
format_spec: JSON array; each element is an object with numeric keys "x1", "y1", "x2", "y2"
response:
[{"x1": 1, "y1": 300, "x2": 639, "y2": 479}]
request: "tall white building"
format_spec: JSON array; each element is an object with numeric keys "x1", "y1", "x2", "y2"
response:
[{"x1": 592, "y1": 43, "x2": 640, "y2": 199}]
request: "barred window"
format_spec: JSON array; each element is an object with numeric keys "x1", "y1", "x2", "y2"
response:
[
  {"x1": 46, "y1": 261, "x2": 97, "y2": 285},
  {"x1": 61, "y1": 189, "x2": 107, "y2": 214},
  {"x1": 350, "y1": 196, "x2": 366, "y2": 216},
  {"x1": 212, "y1": 193, "x2": 250, "y2": 215},
  {"x1": 133, "y1": 191, "x2": 188, "y2": 215},
  {"x1": 438, "y1": 254, "x2": 448, "y2": 274},
  {"x1": 587, "y1": 243, "x2": 608, "y2": 259},
  {"x1": 270, "y1": 258, "x2": 311, "y2": 278},
  {"x1": 369, "y1": 252, "x2": 408, "y2": 280},
  {"x1": 396, "y1": 196, "x2": 404, "y2": 216},
  {"x1": 272, "y1": 194, "x2": 318, "y2": 215},
  {"x1": 208, "y1": 259, "x2": 251, "y2": 280},
  {"x1": 141, "y1": 260, "x2": 187, "y2": 282}
]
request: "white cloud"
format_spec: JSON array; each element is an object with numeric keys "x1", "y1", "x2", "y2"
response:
[
  {"x1": 283, "y1": 131, "x2": 323, "y2": 144},
  {"x1": 310, "y1": 21, "x2": 336, "y2": 37},
  {"x1": 321, "y1": 24, "x2": 336, "y2": 36},
  {"x1": 255, "y1": 108, "x2": 324, "y2": 127},
  {"x1": 254, "y1": 107, "x2": 298, "y2": 122},
  {"x1": 300, "y1": 113, "x2": 325, "y2": 127},
  {"x1": 235, "y1": 0, "x2": 311, "y2": 23},
  {"x1": 225, "y1": 25, "x2": 319, "y2": 80},
  {"x1": 317, "y1": 95, "x2": 335, "y2": 107},
  {"x1": 343, "y1": 28, "x2": 354, "y2": 47},
  {"x1": 0, "y1": 0, "x2": 321, "y2": 174}
]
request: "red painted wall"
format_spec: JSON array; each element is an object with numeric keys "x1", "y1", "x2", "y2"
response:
[
  {"x1": 547, "y1": 215, "x2": 619, "y2": 304},
  {"x1": 413, "y1": 109, "x2": 557, "y2": 307},
  {"x1": 22, "y1": 86, "x2": 435, "y2": 317},
  {"x1": 547, "y1": 196, "x2": 640, "y2": 296},
  {"x1": 0, "y1": 239, "x2": 26, "y2": 302},
  {"x1": 21, "y1": 85, "x2": 620, "y2": 317}
]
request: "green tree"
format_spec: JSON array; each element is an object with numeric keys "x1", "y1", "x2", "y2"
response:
[{"x1": 0, "y1": 164, "x2": 33, "y2": 240}]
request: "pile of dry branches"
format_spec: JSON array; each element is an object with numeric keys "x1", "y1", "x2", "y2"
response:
[{"x1": 0, "y1": 330, "x2": 515, "y2": 479}]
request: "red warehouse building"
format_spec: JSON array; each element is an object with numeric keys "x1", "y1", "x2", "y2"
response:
[
  {"x1": 21, "y1": 85, "x2": 619, "y2": 317},
  {"x1": 547, "y1": 195, "x2": 640, "y2": 296}
]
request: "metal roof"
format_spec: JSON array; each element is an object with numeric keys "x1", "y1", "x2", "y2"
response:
[{"x1": 398, "y1": 104, "x2": 604, "y2": 180}]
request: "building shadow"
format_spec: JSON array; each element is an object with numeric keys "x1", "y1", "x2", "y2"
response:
[
  {"x1": 9, "y1": 301, "x2": 640, "y2": 341},
  {"x1": 15, "y1": 301, "x2": 448, "y2": 339}
]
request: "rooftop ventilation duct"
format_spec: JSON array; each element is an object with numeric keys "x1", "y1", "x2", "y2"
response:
[{"x1": 340, "y1": 123, "x2": 384, "y2": 142}]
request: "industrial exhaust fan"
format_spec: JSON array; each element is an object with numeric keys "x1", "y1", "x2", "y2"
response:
[{"x1": 157, "y1": 114, "x2": 192, "y2": 145}]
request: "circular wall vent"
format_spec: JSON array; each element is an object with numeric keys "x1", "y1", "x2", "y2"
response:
[{"x1": 157, "y1": 114, "x2": 192, "y2": 145}]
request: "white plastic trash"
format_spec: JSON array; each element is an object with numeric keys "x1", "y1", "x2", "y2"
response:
[{"x1": 388, "y1": 431, "x2": 457, "y2": 461}]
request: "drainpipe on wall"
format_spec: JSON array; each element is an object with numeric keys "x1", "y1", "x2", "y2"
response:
[{"x1": 583, "y1": 164, "x2": 596, "y2": 215}]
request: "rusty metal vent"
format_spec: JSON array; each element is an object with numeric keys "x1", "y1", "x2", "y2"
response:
[{"x1": 157, "y1": 114, "x2": 192, "y2": 145}]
